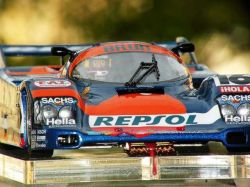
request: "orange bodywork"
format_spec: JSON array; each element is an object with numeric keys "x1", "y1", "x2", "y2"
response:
[
  {"x1": 86, "y1": 93, "x2": 186, "y2": 115},
  {"x1": 5, "y1": 65, "x2": 61, "y2": 76},
  {"x1": 86, "y1": 93, "x2": 187, "y2": 136}
]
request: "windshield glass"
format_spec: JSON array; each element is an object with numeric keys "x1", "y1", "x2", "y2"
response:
[{"x1": 72, "y1": 52, "x2": 188, "y2": 83}]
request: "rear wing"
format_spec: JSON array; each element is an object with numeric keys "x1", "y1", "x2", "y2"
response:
[
  {"x1": 0, "y1": 44, "x2": 92, "y2": 57},
  {"x1": 0, "y1": 44, "x2": 93, "y2": 67},
  {"x1": 0, "y1": 43, "x2": 176, "y2": 56},
  {"x1": 0, "y1": 37, "x2": 198, "y2": 66}
]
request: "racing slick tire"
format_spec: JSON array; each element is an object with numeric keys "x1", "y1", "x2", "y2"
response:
[
  {"x1": 0, "y1": 143, "x2": 53, "y2": 159},
  {"x1": 25, "y1": 92, "x2": 54, "y2": 159}
]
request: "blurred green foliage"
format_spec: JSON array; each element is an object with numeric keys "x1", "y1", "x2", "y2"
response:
[
  {"x1": 63, "y1": 0, "x2": 250, "y2": 44},
  {"x1": 0, "y1": 0, "x2": 249, "y2": 68},
  {"x1": 0, "y1": 0, "x2": 249, "y2": 44},
  {"x1": 5, "y1": 56, "x2": 62, "y2": 66}
]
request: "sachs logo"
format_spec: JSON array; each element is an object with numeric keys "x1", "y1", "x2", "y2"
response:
[
  {"x1": 34, "y1": 80, "x2": 72, "y2": 87},
  {"x1": 221, "y1": 95, "x2": 250, "y2": 102},
  {"x1": 41, "y1": 97, "x2": 74, "y2": 104}
]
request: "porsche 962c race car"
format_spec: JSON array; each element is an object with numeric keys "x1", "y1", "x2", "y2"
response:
[{"x1": 0, "y1": 39, "x2": 250, "y2": 158}]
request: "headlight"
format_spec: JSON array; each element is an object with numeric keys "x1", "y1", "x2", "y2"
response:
[
  {"x1": 221, "y1": 104, "x2": 236, "y2": 117},
  {"x1": 59, "y1": 106, "x2": 73, "y2": 118},
  {"x1": 237, "y1": 103, "x2": 250, "y2": 117},
  {"x1": 42, "y1": 105, "x2": 58, "y2": 119}
]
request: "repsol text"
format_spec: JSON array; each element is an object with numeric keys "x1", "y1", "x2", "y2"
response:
[{"x1": 90, "y1": 115, "x2": 197, "y2": 127}]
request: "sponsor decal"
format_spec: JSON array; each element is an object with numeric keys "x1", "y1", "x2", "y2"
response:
[
  {"x1": 91, "y1": 115, "x2": 197, "y2": 127},
  {"x1": 103, "y1": 44, "x2": 151, "y2": 53},
  {"x1": 34, "y1": 80, "x2": 71, "y2": 88},
  {"x1": 215, "y1": 75, "x2": 250, "y2": 86},
  {"x1": 31, "y1": 142, "x2": 46, "y2": 148},
  {"x1": 30, "y1": 130, "x2": 47, "y2": 148},
  {"x1": 220, "y1": 86, "x2": 250, "y2": 93},
  {"x1": 221, "y1": 95, "x2": 250, "y2": 102},
  {"x1": 36, "y1": 135, "x2": 46, "y2": 141},
  {"x1": 31, "y1": 129, "x2": 46, "y2": 135},
  {"x1": 89, "y1": 105, "x2": 221, "y2": 127},
  {"x1": 225, "y1": 116, "x2": 250, "y2": 124},
  {"x1": 41, "y1": 97, "x2": 74, "y2": 104},
  {"x1": 46, "y1": 118, "x2": 76, "y2": 127},
  {"x1": 214, "y1": 75, "x2": 250, "y2": 93}
]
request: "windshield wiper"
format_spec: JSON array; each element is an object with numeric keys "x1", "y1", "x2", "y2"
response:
[{"x1": 125, "y1": 53, "x2": 160, "y2": 87}]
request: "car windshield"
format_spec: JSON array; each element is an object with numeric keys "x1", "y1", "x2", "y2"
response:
[{"x1": 72, "y1": 52, "x2": 188, "y2": 83}]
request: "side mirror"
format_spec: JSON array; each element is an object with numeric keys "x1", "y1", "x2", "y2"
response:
[
  {"x1": 51, "y1": 47, "x2": 74, "y2": 57},
  {"x1": 172, "y1": 43, "x2": 195, "y2": 55},
  {"x1": 51, "y1": 47, "x2": 76, "y2": 65}
]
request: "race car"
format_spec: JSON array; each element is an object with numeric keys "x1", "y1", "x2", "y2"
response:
[{"x1": 0, "y1": 38, "x2": 249, "y2": 158}]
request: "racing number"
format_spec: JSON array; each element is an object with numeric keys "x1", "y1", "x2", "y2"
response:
[{"x1": 218, "y1": 75, "x2": 250, "y2": 85}]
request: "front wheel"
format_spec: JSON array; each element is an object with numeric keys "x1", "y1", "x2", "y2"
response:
[{"x1": 25, "y1": 91, "x2": 54, "y2": 159}]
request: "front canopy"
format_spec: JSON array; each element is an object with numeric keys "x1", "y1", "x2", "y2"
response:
[{"x1": 72, "y1": 51, "x2": 188, "y2": 84}]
